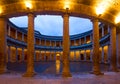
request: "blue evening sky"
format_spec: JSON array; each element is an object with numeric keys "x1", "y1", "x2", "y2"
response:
[{"x1": 9, "y1": 15, "x2": 92, "y2": 36}]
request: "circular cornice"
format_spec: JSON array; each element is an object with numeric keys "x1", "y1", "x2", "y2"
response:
[{"x1": 0, "y1": 0, "x2": 120, "y2": 26}]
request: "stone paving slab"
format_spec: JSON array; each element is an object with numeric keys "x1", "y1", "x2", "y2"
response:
[{"x1": 0, "y1": 72, "x2": 120, "y2": 84}]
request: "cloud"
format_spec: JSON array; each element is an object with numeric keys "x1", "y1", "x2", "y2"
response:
[{"x1": 9, "y1": 15, "x2": 92, "y2": 36}]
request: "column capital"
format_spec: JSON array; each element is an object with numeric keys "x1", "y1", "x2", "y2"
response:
[
  {"x1": 62, "y1": 8, "x2": 70, "y2": 18},
  {"x1": 91, "y1": 18, "x2": 99, "y2": 23},
  {"x1": 109, "y1": 24, "x2": 116, "y2": 29},
  {"x1": 62, "y1": 13, "x2": 69, "y2": 18},
  {"x1": 28, "y1": 13, "x2": 36, "y2": 18}
]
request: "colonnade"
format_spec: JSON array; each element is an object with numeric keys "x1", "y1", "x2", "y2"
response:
[
  {"x1": 7, "y1": 24, "x2": 108, "y2": 47},
  {"x1": 6, "y1": 46, "x2": 109, "y2": 63},
  {"x1": 0, "y1": 13, "x2": 120, "y2": 77}
]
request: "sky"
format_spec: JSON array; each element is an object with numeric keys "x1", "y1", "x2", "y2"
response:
[{"x1": 9, "y1": 15, "x2": 92, "y2": 36}]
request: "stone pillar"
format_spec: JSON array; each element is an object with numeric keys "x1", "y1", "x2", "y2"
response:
[
  {"x1": 16, "y1": 47, "x2": 18, "y2": 62},
  {"x1": 45, "y1": 40, "x2": 46, "y2": 46},
  {"x1": 117, "y1": 32, "x2": 120, "y2": 67},
  {"x1": 39, "y1": 51, "x2": 41, "y2": 61},
  {"x1": 107, "y1": 45, "x2": 110, "y2": 63},
  {"x1": 8, "y1": 26, "x2": 11, "y2": 36},
  {"x1": 22, "y1": 33, "x2": 24, "y2": 41},
  {"x1": 102, "y1": 27, "x2": 104, "y2": 37},
  {"x1": 79, "y1": 50, "x2": 81, "y2": 61},
  {"x1": 55, "y1": 41, "x2": 56, "y2": 47},
  {"x1": 44, "y1": 51, "x2": 46, "y2": 61},
  {"x1": 55, "y1": 51, "x2": 57, "y2": 61},
  {"x1": 39, "y1": 39, "x2": 41, "y2": 45},
  {"x1": 0, "y1": 17, "x2": 7, "y2": 74},
  {"x1": 108, "y1": 25, "x2": 110, "y2": 33},
  {"x1": 84, "y1": 37, "x2": 86, "y2": 44},
  {"x1": 74, "y1": 51, "x2": 76, "y2": 61},
  {"x1": 84, "y1": 50, "x2": 86, "y2": 61},
  {"x1": 74, "y1": 40, "x2": 76, "y2": 46},
  {"x1": 23, "y1": 13, "x2": 35, "y2": 77},
  {"x1": 109, "y1": 25, "x2": 118, "y2": 71},
  {"x1": 50, "y1": 40, "x2": 51, "y2": 47},
  {"x1": 90, "y1": 34, "x2": 92, "y2": 42},
  {"x1": 22, "y1": 48, "x2": 24, "y2": 62},
  {"x1": 15, "y1": 30, "x2": 18, "y2": 39},
  {"x1": 90, "y1": 49, "x2": 92, "y2": 62},
  {"x1": 62, "y1": 12, "x2": 71, "y2": 77},
  {"x1": 79, "y1": 38, "x2": 81, "y2": 45},
  {"x1": 91, "y1": 19, "x2": 103, "y2": 75},
  {"x1": 8, "y1": 46, "x2": 11, "y2": 62},
  {"x1": 49, "y1": 51, "x2": 51, "y2": 61},
  {"x1": 101, "y1": 47, "x2": 104, "y2": 63}
]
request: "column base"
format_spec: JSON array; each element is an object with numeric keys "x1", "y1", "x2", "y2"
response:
[
  {"x1": 90, "y1": 71, "x2": 104, "y2": 75},
  {"x1": 22, "y1": 72, "x2": 36, "y2": 77},
  {"x1": 62, "y1": 72, "x2": 72, "y2": 77},
  {"x1": 0, "y1": 68, "x2": 7, "y2": 74},
  {"x1": 109, "y1": 67, "x2": 119, "y2": 72},
  {"x1": 0, "y1": 70, "x2": 6, "y2": 74}
]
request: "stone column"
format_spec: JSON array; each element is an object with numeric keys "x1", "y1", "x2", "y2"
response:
[
  {"x1": 39, "y1": 51, "x2": 41, "y2": 61},
  {"x1": 39, "y1": 39, "x2": 41, "y2": 45},
  {"x1": 44, "y1": 51, "x2": 46, "y2": 61},
  {"x1": 117, "y1": 32, "x2": 120, "y2": 67},
  {"x1": 91, "y1": 19, "x2": 103, "y2": 75},
  {"x1": 74, "y1": 51, "x2": 76, "y2": 61},
  {"x1": 109, "y1": 25, "x2": 118, "y2": 71},
  {"x1": 55, "y1": 41, "x2": 56, "y2": 47},
  {"x1": 101, "y1": 47, "x2": 104, "y2": 63},
  {"x1": 8, "y1": 46, "x2": 11, "y2": 62},
  {"x1": 79, "y1": 50, "x2": 81, "y2": 61},
  {"x1": 84, "y1": 37, "x2": 86, "y2": 44},
  {"x1": 49, "y1": 51, "x2": 51, "y2": 61},
  {"x1": 45, "y1": 40, "x2": 46, "y2": 46},
  {"x1": 90, "y1": 49, "x2": 92, "y2": 62},
  {"x1": 22, "y1": 33, "x2": 24, "y2": 41},
  {"x1": 0, "y1": 17, "x2": 7, "y2": 74},
  {"x1": 108, "y1": 25, "x2": 110, "y2": 33},
  {"x1": 62, "y1": 12, "x2": 71, "y2": 77},
  {"x1": 22, "y1": 48, "x2": 24, "y2": 62},
  {"x1": 54, "y1": 51, "x2": 56, "y2": 61},
  {"x1": 79, "y1": 38, "x2": 81, "y2": 45},
  {"x1": 74, "y1": 40, "x2": 76, "y2": 46},
  {"x1": 8, "y1": 26, "x2": 11, "y2": 36},
  {"x1": 50, "y1": 40, "x2": 51, "y2": 47},
  {"x1": 23, "y1": 13, "x2": 35, "y2": 77},
  {"x1": 16, "y1": 47, "x2": 18, "y2": 62},
  {"x1": 84, "y1": 50, "x2": 86, "y2": 61},
  {"x1": 15, "y1": 30, "x2": 18, "y2": 39},
  {"x1": 102, "y1": 27, "x2": 104, "y2": 37},
  {"x1": 90, "y1": 34, "x2": 92, "y2": 42}
]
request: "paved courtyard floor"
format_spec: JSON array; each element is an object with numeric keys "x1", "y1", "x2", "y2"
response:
[
  {"x1": 0, "y1": 62, "x2": 119, "y2": 84},
  {"x1": 0, "y1": 72, "x2": 120, "y2": 84}
]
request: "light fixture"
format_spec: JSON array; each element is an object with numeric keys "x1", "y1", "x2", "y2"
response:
[
  {"x1": 96, "y1": 7, "x2": 104, "y2": 16},
  {"x1": 95, "y1": 0, "x2": 112, "y2": 16},
  {"x1": 25, "y1": 1, "x2": 32, "y2": 9},
  {"x1": 64, "y1": 1, "x2": 70, "y2": 9},
  {"x1": 0, "y1": 7, "x2": 2, "y2": 14},
  {"x1": 115, "y1": 15, "x2": 120, "y2": 24}
]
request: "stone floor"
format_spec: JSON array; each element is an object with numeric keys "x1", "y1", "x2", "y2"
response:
[
  {"x1": 1, "y1": 62, "x2": 119, "y2": 84},
  {"x1": 0, "y1": 72, "x2": 120, "y2": 84}
]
